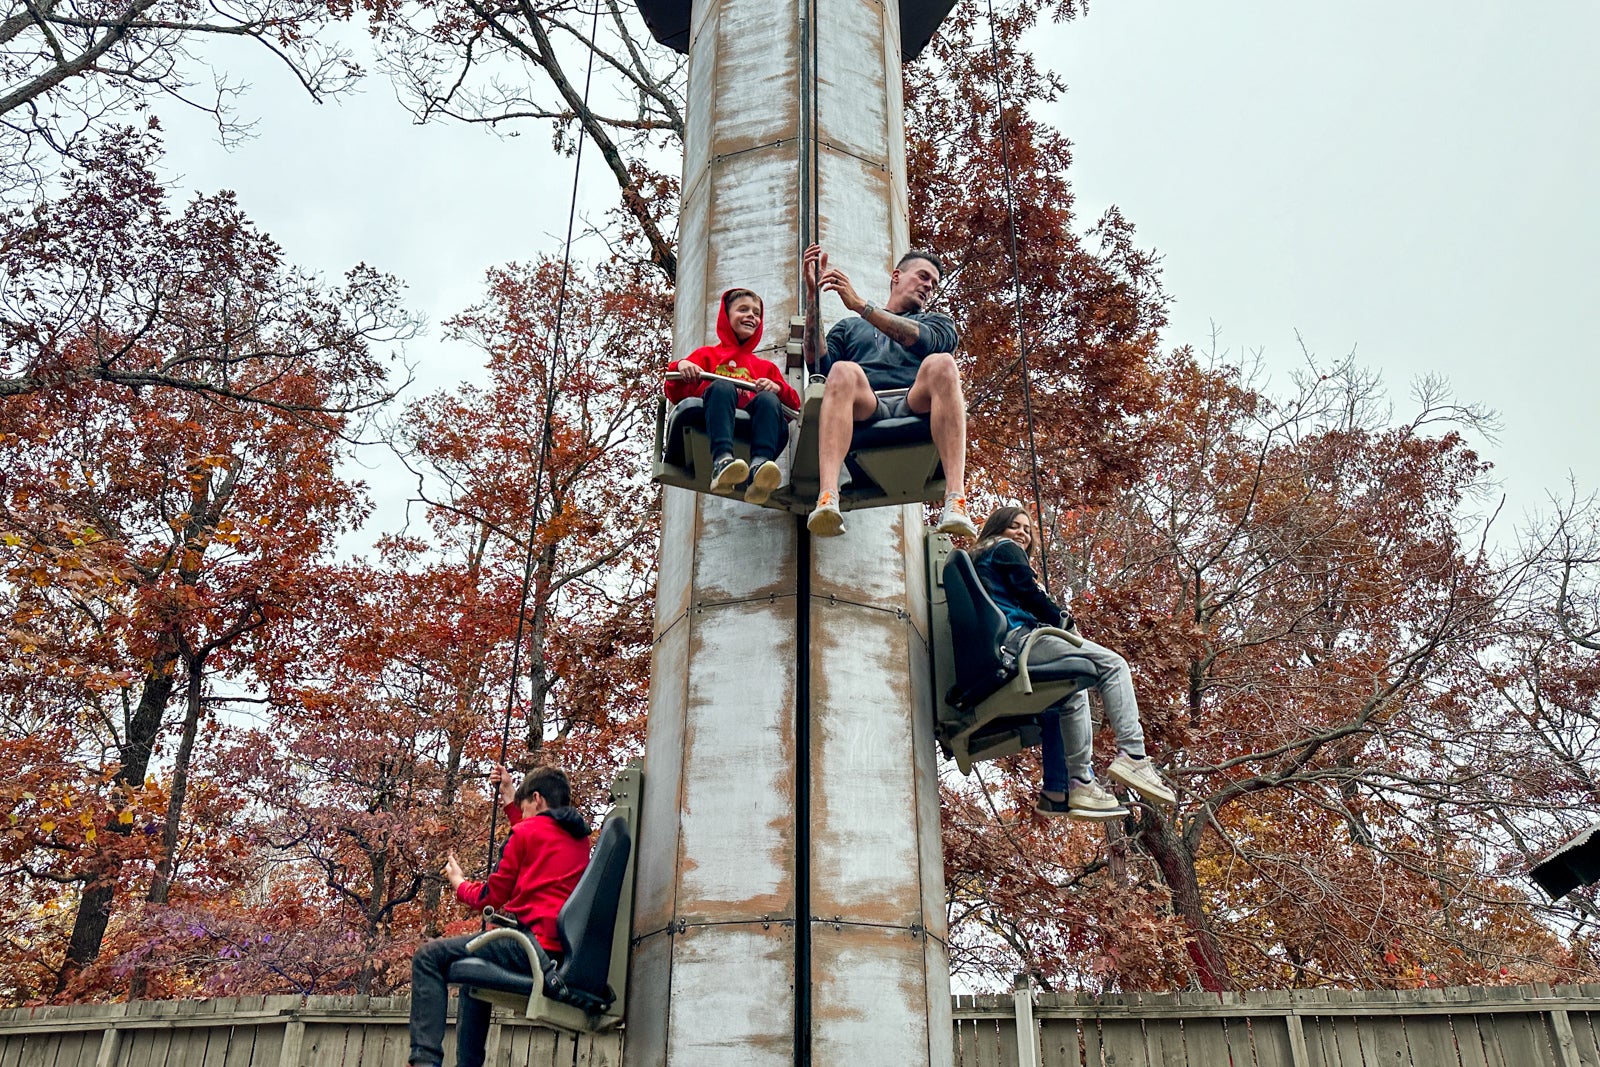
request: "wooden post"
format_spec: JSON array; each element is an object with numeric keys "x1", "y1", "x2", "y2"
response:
[
  {"x1": 277, "y1": 1019, "x2": 306, "y2": 1067},
  {"x1": 93, "y1": 1026, "x2": 121, "y2": 1067},
  {"x1": 1548, "y1": 1008, "x2": 1581, "y2": 1067},
  {"x1": 1283, "y1": 1011, "x2": 1311, "y2": 1067},
  {"x1": 1011, "y1": 976, "x2": 1039, "y2": 1067}
]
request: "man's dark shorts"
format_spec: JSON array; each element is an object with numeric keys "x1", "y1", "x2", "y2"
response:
[{"x1": 871, "y1": 392, "x2": 918, "y2": 421}]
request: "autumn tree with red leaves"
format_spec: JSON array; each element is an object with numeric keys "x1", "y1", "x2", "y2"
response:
[{"x1": 0, "y1": 131, "x2": 407, "y2": 998}]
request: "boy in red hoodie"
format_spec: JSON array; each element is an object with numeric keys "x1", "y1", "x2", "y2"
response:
[
  {"x1": 408, "y1": 764, "x2": 591, "y2": 1067},
  {"x1": 665, "y1": 288, "x2": 802, "y2": 505}
]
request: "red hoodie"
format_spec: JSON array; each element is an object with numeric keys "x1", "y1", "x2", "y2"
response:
[
  {"x1": 664, "y1": 289, "x2": 801, "y2": 411},
  {"x1": 455, "y1": 804, "x2": 592, "y2": 954}
]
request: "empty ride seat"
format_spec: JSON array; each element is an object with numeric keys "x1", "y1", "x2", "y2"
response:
[
  {"x1": 448, "y1": 812, "x2": 634, "y2": 1031},
  {"x1": 938, "y1": 549, "x2": 1098, "y2": 771}
]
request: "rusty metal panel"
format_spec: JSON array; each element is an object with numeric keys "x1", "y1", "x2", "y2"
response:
[
  {"x1": 810, "y1": 922, "x2": 940, "y2": 1064},
  {"x1": 680, "y1": 2, "x2": 716, "y2": 204},
  {"x1": 675, "y1": 172, "x2": 709, "y2": 358},
  {"x1": 907, "y1": 609, "x2": 948, "y2": 940},
  {"x1": 815, "y1": 0, "x2": 896, "y2": 165},
  {"x1": 808, "y1": 599, "x2": 925, "y2": 925},
  {"x1": 809, "y1": 502, "x2": 918, "y2": 610},
  {"x1": 665, "y1": 924, "x2": 796, "y2": 1065},
  {"x1": 677, "y1": 598, "x2": 798, "y2": 920},
  {"x1": 620, "y1": 931, "x2": 673, "y2": 1067},
  {"x1": 922, "y1": 934, "x2": 956, "y2": 1067},
  {"x1": 653, "y1": 487, "x2": 697, "y2": 638},
  {"x1": 691, "y1": 494, "x2": 797, "y2": 601},
  {"x1": 703, "y1": 146, "x2": 802, "y2": 333},
  {"x1": 706, "y1": 3, "x2": 802, "y2": 156},
  {"x1": 636, "y1": 618, "x2": 689, "y2": 938},
  {"x1": 688, "y1": 0, "x2": 718, "y2": 54},
  {"x1": 816, "y1": 148, "x2": 898, "y2": 307}
]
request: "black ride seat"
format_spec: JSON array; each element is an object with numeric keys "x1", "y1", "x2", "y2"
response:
[
  {"x1": 653, "y1": 378, "x2": 945, "y2": 514},
  {"x1": 446, "y1": 762, "x2": 641, "y2": 1034},
  {"x1": 936, "y1": 549, "x2": 1098, "y2": 772},
  {"x1": 448, "y1": 818, "x2": 631, "y2": 1011},
  {"x1": 660, "y1": 396, "x2": 756, "y2": 471}
]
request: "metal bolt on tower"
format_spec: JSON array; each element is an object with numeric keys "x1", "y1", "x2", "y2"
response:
[{"x1": 626, "y1": 0, "x2": 958, "y2": 1064}]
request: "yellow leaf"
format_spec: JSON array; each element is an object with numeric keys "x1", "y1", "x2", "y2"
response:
[
  {"x1": 85, "y1": 828, "x2": 96, "y2": 843},
  {"x1": 2, "y1": 534, "x2": 19, "y2": 547},
  {"x1": 118, "y1": 811, "x2": 133, "y2": 825},
  {"x1": 40, "y1": 820, "x2": 55, "y2": 833}
]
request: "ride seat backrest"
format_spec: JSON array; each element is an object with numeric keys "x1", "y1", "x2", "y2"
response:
[
  {"x1": 942, "y1": 550, "x2": 1012, "y2": 700},
  {"x1": 550, "y1": 817, "x2": 632, "y2": 1000}
]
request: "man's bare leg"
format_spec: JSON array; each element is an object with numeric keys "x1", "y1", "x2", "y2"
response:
[
  {"x1": 906, "y1": 353, "x2": 974, "y2": 535},
  {"x1": 809, "y1": 362, "x2": 879, "y2": 536}
]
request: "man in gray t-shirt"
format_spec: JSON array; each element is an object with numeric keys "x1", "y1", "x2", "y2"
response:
[{"x1": 802, "y1": 243, "x2": 975, "y2": 539}]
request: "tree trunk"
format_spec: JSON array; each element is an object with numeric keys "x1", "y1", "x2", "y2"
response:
[
  {"x1": 56, "y1": 656, "x2": 178, "y2": 993},
  {"x1": 147, "y1": 658, "x2": 205, "y2": 905},
  {"x1": 523, "y1": 541, "x2": 558, "y2": 754},
  {"x1": 1139, "y1": 812, "x2": 1232, "y2": 992},
  {"x1": 421, "y1": 729, "x2": 469, "y2": 937}
]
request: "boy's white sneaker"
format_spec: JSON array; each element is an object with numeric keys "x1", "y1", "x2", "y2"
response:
[
  {"x1": 710, "y1": 454, "x2": 748, "y2": 494},
  {"x1": 807, "y1": 492, "x2": 845, "y2": 537},
  {"x1": 745, "y1": 460, "x2": 782, "y2": 505},
  {"x1": 1107, "y1": 753, "x2": 1177, "y2": 807}
]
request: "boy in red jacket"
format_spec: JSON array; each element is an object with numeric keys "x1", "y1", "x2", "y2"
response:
[
  {"x1": 408, "y1": 765, "x2": 591, "y2": 1067},
  {"x1": 665, "y1": 287, "x2": 801, "y2": 505}
]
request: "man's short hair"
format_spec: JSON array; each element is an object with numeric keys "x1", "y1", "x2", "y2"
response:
[
  {"x1": 897, "y1": 249, "x2": 945, "y2": 280},
  {"x1": 515, "y1": 765, "x2": 572, "y2": 808},
  {"x1": 723, "y1": 288, "x2": 762, "y2": 310}
]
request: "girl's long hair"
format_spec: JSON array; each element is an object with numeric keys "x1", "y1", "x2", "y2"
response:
[{"x1": 971, "y1": 505, "x2": 1028, "y2": 561}]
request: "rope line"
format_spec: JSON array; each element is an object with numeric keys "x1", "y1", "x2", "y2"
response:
[
  {"x1": 983, "y1": 0, "x2": 1053, "y2": 593},
  {"x1": 484, "y1": 0, "x2": 604, "y2": 874}
]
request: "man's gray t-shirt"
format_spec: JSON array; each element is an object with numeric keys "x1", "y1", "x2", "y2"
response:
[{"x1": 819, "y1": 311, "x2": 959, "y2": 391}]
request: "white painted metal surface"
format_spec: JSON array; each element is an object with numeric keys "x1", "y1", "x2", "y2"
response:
[{"x1": 630, "y1": 0, "x2": 952, "y2": 1062}]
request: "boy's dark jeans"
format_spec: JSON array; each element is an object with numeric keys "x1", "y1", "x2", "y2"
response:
[
  {"x1": 408, "y1": 933, "x2": 556, "y2": 1067},
  {"x1": 704, "y1": 381, "x2": 785, "y2": 463}
]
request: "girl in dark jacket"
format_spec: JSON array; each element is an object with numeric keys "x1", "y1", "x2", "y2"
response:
[{"x1": 971, "y1": 506, "x2": 1176, "y2": 819}]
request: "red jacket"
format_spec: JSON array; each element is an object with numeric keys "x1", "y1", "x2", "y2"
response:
[
  {"x1": 456, "y1": 805, "x2": 591, "y2": 953},
  {"x1": 664, "y1": 289, "x2": 801, "y2": 411}
]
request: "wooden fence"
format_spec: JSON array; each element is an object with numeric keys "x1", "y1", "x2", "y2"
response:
[
  {"x1": 954, "y1": 981, "x2": 1600, "y2": 1066},
  {"x1": 5, "y1": 985, "x2": 1600, "y2": 1067},
  {"x1": 0, "y1": 997, "x2": 619, "y2": 1067}
]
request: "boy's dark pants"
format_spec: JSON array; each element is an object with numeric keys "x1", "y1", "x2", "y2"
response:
[
  {"x1": 409, "y1": 933, "x2": 550, "y2": 1067},
  {"x1": 704, "y1": 381, "x2": 785, "y2": 463}
]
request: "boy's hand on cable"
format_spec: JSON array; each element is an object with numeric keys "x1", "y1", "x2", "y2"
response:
[
  {"x1": 488, "y1": 762, "x2": 516, "y2": 806},
  {"x1": 676, "y1": 359, "x2": 703, "y2": 380},
  {"x1": 753, "y1": 378, "x2": 780, "y2": 393}
]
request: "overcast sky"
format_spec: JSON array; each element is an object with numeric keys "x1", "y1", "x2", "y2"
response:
[{"x1": 154, "y1": 2, "x2": 1600, "y2": 549}]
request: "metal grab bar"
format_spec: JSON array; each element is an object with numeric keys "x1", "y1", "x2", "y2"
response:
[{"x1": 664, "y1": 370, "x2": 800, "y2": 420}]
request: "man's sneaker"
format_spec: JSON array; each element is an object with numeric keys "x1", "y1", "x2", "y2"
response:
[
  {"x1": 807, "y1": 492, "x2": 845, "y2": 537},
  {"x1": 1107, "y1": 753, "x2": 1177, "y2": 807},
  {"x1": 935, "y1": 495, "x2": 978, "y2": 538},
  {"x1": 745, "y1": 460, "x2": 782, "y2": 505},
  {"x1": 1067, "y1": 778, "x2": 1130, "y2": 821},
  {"x1": 710, "y1": 454, "x2": 748, "y2": 494}
]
